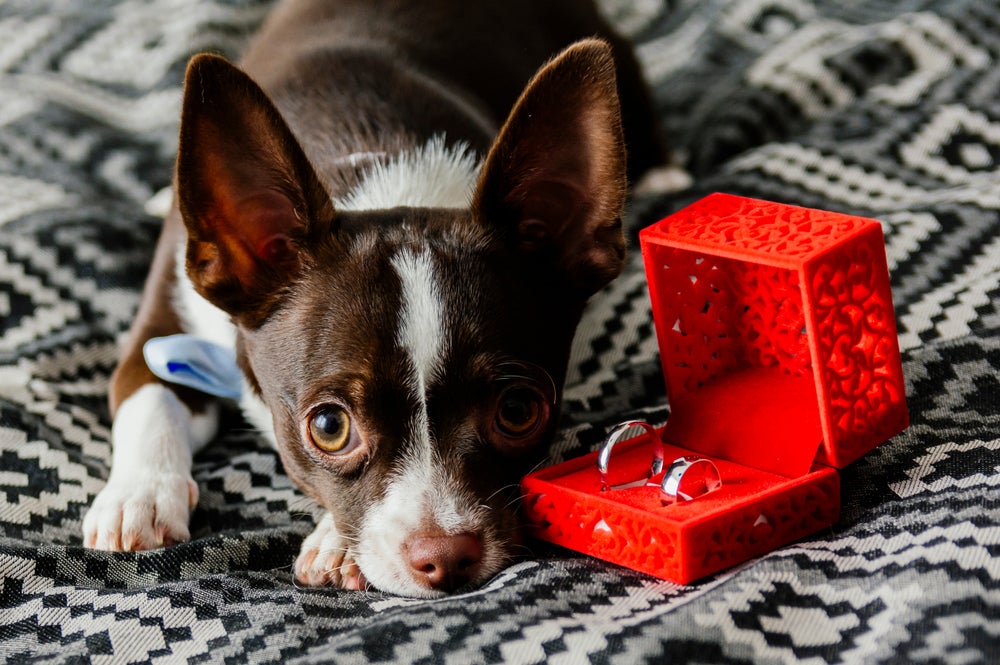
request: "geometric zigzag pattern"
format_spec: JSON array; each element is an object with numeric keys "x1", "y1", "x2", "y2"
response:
[{"x1": 2, "y1": 0, "x2": 999, "y2": 662}]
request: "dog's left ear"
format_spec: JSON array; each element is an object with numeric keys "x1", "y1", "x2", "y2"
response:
[
  {"x1": 176, "y1": 54, "x2": 335, "y2": 324},
  {"x1": 473, "y1": 39, "x2": 627, "y2": 295}
]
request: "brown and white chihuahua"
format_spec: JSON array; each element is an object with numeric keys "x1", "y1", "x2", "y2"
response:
[{"x1": 82, "y1": 0, "x2": 665, "y2": 597}]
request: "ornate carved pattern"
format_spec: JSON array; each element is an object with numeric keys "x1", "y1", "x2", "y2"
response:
[
  {"x1": 806, "y1": 225, "x2": 910, "y2": 466},
  {"x1": 521, "y1": 470, "x2": 840, "y2": 584},
  {"x1": 523, "y1": 489, "x2": 684, "y2": 581},
  {"x1": 686, "y1": 473, "x2": 840, "y2": 580},
  {"x1": 648, "y1": 249, "x2": 812, "y2": 399},
  {"x1": 658, "y1": 194, "x2": 869, "y2": 259}
]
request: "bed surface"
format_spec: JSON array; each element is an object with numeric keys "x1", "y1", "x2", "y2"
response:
[{"x1": 1, "y1": 1, "x2": 998, "y2": 662}]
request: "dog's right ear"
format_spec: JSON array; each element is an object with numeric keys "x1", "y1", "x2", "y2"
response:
[
  {"x1": 472, "y1": 39, "x2": 627, "y2": 297},
  {"x1": 176, "y1": 54, "x2": 334, "y2": 324}
]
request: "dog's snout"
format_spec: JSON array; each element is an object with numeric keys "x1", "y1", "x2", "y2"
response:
[{"x1": 406, "y1": 532, "x2": 483, "y2": 592}]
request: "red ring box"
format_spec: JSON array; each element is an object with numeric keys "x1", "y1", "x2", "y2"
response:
[{"x1": 521, "y1": 193, "x2": 909, "y2": 584}]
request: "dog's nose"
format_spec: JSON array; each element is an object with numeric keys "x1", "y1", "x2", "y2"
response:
[{"x1": 406, "y1": 532, "x2": 483, "y2": 592}]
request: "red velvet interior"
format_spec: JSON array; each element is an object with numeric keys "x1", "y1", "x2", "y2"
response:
[
  {"x1": 544, "y1": 434, "x2": 796, "y2": 520},
  {"x1": 661, "y1": 365, "x2": 823, "y2": 477}
]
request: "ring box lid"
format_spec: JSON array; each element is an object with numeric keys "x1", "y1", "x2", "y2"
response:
[{"x1": 639, "y1": 193, "x2": 909, "y2": 478}]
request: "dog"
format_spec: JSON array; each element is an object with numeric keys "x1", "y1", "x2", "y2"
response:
[{"x1": 82, "y1": 0, "x2": 666, "y2": 597}]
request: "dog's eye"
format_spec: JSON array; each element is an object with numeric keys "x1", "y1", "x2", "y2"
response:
[
  {"x1": 308, "y1": 406, "x2": 352, "y2": 453},
  {"x1": 494, "y1": 386, "x2": 547, "y2": 439}
]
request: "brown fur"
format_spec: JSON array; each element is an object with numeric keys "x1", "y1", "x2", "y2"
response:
[{"x1": 106, "y1": 0, "x2": 665, "y2": 594}]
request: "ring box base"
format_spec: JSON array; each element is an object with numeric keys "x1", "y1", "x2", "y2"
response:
[{"x1": 521, "y1": 435, "x2": 840, "y2": 584}]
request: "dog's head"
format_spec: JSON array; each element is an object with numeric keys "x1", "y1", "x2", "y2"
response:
[{"x1": 174, "y1": 40, "x2": 627, "y2": 596}]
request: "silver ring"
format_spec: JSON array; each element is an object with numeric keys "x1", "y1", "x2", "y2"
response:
[
  {"x1": 597, "y1": 420, "x2": 662, "y2": 492},
  {"x1": 660, "y1": 455, "x2": 722, "y2": 504}
]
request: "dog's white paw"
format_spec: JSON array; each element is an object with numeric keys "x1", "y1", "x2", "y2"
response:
[
  {"x1": 82, "y1": 472, "x2": 198, "y2": 551},
  {"x1": 294, "y1": 512, "x2": 368, "y2": 590}
]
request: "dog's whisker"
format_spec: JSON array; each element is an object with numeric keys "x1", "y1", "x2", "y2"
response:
[
  {"x1": 526, "y1": 457, "x2": 555, "y2": 475},
  {"x1": 484, "y1": 482, "x2": 521, "y2": 504},
  {"x1": 503, "y1": 496, "x2": 526, "y2": 512}
]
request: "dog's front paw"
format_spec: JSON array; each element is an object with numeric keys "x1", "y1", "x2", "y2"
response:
[
  {"x1": 82, "y1": 472, "x2": 198, "y2": 551},
  {"x1": 295, "y1": 512, "x2": 367, "y2": 590}
]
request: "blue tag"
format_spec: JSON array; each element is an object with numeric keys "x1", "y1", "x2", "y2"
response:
[{"x1": 143, "y1": 334, "x2": 243, "y2": 400}]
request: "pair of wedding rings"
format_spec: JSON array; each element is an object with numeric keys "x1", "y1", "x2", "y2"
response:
[{"x1": 596, "y1": 420, "x2": 722, "y2": 504}]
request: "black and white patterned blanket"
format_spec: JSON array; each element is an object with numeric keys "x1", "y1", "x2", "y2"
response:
[{"x1": 2, "y1": 1, "x2": 998, "y2": 662}]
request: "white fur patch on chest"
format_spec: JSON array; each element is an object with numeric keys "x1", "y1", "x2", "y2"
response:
[
  {"x1": 172, "y1": 242, "x2": 276, "y2": 447},
  {"x1": 173, "y1": 242, "x2": 236, "y2": 349},
  {"x1": 334, "y1": 135, "x2": 481, "y2": 211}
]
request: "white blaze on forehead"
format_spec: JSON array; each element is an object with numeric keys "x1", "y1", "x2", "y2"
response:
[{"x1": 392, "y1": 248, "x2": 446, "y2": 398}]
